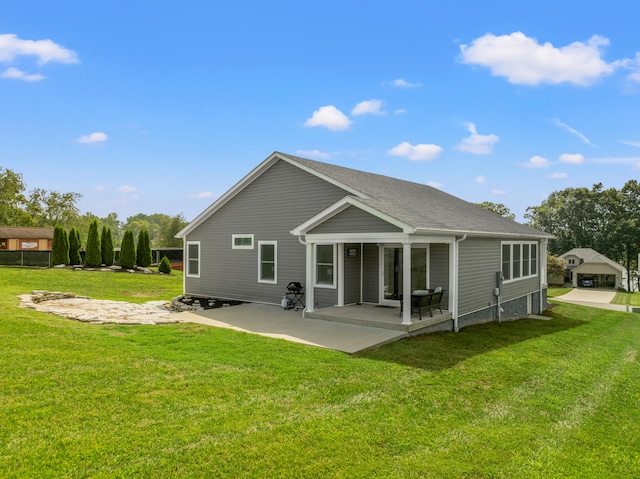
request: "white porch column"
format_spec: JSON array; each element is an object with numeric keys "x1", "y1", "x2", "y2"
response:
[
  {"x1": 305, "y1": 241, "x2": 315, "y2": 313},
  {"x1": 401, "y1": 242, "x2": 412, "y2": 325},
  {"x1": 337, "y1": 243, "x2": 344, "y2": 307}
]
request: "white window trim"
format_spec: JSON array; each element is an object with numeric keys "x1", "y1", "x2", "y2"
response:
[
  {"x1": 258, "y1": 241, "x2": 277, "y2": 284},
  {"x1": 501, "y1": 241, "x2": 538, "y2": 283},
  {"x1": 185, "y1": 240, "x2": 201, "y2": 278},
  {"x1": 232, "y1": 234, "x2": 254, "y2": 250},
  {"x1": 314, "y1": 243, "x2": 337, "y2": 289}
]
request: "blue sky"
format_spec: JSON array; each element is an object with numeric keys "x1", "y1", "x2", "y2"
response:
[{"x1": 2, "y1": 1, "x2": 639, "y2": 223}]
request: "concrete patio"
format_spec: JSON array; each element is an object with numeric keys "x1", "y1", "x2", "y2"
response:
[{"x1": 179, "y1": 302, "x2": 418, "y2": 354}]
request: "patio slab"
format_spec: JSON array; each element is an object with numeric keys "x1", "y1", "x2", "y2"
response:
[{"x1": 178, "y1": 303, "x2": 408, "y2": 354}]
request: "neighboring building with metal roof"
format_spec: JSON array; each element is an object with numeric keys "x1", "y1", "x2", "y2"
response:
[
  {"x1": 0, "y1": 226, "x2": 54, "y2": 251},
  {"x1": 177, "y1": 152, "x2": 553, "y2": 333}
]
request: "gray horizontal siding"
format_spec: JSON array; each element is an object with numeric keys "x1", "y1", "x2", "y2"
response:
[
  {"x1": 429, "y1": 243, "x2": 450, "y2": 307},
  {"x1": 458, "y1": 237, "x2": 542, "y2": 315},
  {"x1": 184, "y1": 159, "x2": 349, "y2": 304},
  {"x1": 309, "y1": 205, "x2": 402, "y2": 234},
  {"x1": 458, "y1": 238, "x2": 501, "y2": 315},
  {"x1": 362, "y1": 244, "x2": 379, "y2": 303},
  {"x1": 502, "y1": 275, "x2": 540, "y2": 302}
]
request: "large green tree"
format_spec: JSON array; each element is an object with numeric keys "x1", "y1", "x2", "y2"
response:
[
  {"x1": 101, "y1": 225, "x2": 115, "y2": 266},
  {"x1": 0, "y1": 167, "x2": 30, "y2": 225},
  {"x1": 158, "y1": 213, "x2": 188, "y2": 247},
  {"x1": 526, "y1": 181, "x2": 640, "y2": 289},
  {"x1": 51, "y1": 225, "x2": 70, "y2": 266},
  {"x1": 119, "y1": 229, "x2": 136, "y2": 269},
  {"x1": 474, "y1": 201, "x2": 515, "y2": 220},
  {"x1": 85, "y1": 220, "x2": 102, "y2": 267},
  {"x1": 25, "y1": 188, "x2": 82, "y2": 227},
  {"x1": 136, "y1": 229, "x2": 152, "y2": 267},
  {"x1": 69, "y1": 227, "x2": 82, "y2": 265}
]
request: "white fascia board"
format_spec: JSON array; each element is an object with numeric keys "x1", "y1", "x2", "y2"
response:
[
  {"x1": 413, "y1": 227, "x2": 553, "y2": 240},
  {"x1": 291, "y1": 197, "x2": 414, "y2": 236},
  {"x1": 304, "y1": 232, "x2": 411, "y2": 243},
  {"x1": 303, "y1": 232, "x2": 456, "y2": 244}
]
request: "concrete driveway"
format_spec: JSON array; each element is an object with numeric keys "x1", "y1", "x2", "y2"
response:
[
  {"x1": 179, "y1": 303, "x2": 407, "y2": 354},
  {"x1": 552, "y1": 288, "x2": 628, "y2": 311}
]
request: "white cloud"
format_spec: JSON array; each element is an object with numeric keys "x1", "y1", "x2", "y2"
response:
[
  {"x1": 491, "y1": 189, "x2": 507, "y2": 195},
  {"x1": 475, "y1": 175, "x2": 485, "y2": 184},
  {"x1": 295, "y1": 149, "x2": 332, "y2": 159},
  {"x1": 94, "y1": 185, "x2": 106, "y2": 192},
  {"x1": 390, "y1": 78, "x2": 421, "y2": 88},
  {"x1": 526, "y1": 156, "x2": 550, "y2": 168},
  {"x1": 394, "y1": 108, "x2": 407, "y2": 115},
  {"x1": 0, "y1": 33, "x2": 79, "y2": 64},
  {"x1": 427, "y1": 180, "x2": 443, "y2": 189},
  {"x1": 117, "y1": 185, "x2": 136, "y2": 193},
  {"x1": 559, "y1": 153, "x2": 585, "y2": 164},
  {"x1": 77, "y1": 132, "x2": 108, "y2": 144},
  {"x1": 188, "y1": 191, "x2": 213, "y2": 199},
  {"x1": 549, "y1": 172, "x2": 569, "y2": 179},
  {"x1": 1, "y1": 67, "x2": 44, "y2": 82},
  {"x1": 552, "y1": 119, "x2": 597, "y2": 147},
  {"x1": 456, "y1": 122, "x2": 499, "y2": 155},
  {"x1": 352, "y1": 99, "x2": 386, "y2": 116},
  {"x1": 388, "y1": 141, "x2": 443, "y2": 161},
  {"x1": 460, "y1": 32, "x2": 620, "y2": 86},
  {"x1": 304, "y1": 105, "x2": 352, "y2": 131},
  {"x1": 619, "y1": 140, "x2": 640, "y2": 148}
]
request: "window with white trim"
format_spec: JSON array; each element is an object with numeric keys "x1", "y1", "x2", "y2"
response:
[
  {"x1": 502, "y1": 242, "x2": 538, "y2": 282},
  {"x1": 186, "y1": 241, "x2": 200, "y2": 278},
  {"x1": 258, "y1": 241, "x2": 277, "y2": 284},
  {"x1": 315, "y1": 244, "x2": 336, "y2": 288},
  {"x1": 232, "y1": 234, "x2": 254, "y2": 249}
]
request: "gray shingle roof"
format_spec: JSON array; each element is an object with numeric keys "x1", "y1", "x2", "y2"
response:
[
  {"x1": 560, "y1": 248, "x2": 625, "y2": 272},
  {"x1": 278, "y1": 152, "x2": 551, "y2": 238}
]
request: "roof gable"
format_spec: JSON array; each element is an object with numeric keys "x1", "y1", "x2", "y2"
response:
[{"x1": 178, "y1": 151, "x2": 553, "y2": 239}]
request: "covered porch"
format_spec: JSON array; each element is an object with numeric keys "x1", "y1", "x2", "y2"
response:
[
  {"x1": 292, "y1": 197, "x2": 465, "y2": 328},
  {"x1": 304, "y1": 302, "x2": 453, "y2": 335}
]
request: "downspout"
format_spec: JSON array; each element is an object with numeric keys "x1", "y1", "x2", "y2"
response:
[
  {"x1": 453, "y1": 234, "x2": 467, "y2": 332},
  {"x1": 297, "y1": 234, "x2": 310, "y2": 315}
]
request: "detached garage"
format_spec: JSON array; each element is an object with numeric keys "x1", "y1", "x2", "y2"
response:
[{"x1": 560, "y1": 248, "x2": 626, "y2": 289}]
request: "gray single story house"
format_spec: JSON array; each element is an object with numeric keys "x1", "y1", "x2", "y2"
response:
[
  {"x1": 176, "y1": 152, "x2": 553, "y2": 333},
  {"x1": 560, "y1": 248, "x2": 627, "y2": 289}
]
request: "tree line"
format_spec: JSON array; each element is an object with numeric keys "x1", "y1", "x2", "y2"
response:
[
  {"x1": 52, "y1": 220, "x2": 172, "y2": 273},
  {"x1": 525, "y1": 181, "x2": 640, "y2": 290},
  {"x1": 0, "y1": 166, "x2": 188, "y2": 248}
]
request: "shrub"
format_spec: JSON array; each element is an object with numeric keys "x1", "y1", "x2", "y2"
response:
[
  {"x1": 120, "y1": 229, "x2": 136, "y2": 269},
  {"x1": 85, "y1": 220, "x2": 102, "y2": 267},
  {"x1": 101, "y1": 226, "x2": 115, "y2": 266},
  {"x1": 136, "y1": 229, "x2": 152, "y2": 268},
  {"x1": 158, "y1": 255, "x2": 172, "y2": 274},
  {"x1": 69, "y1": 227, "x2": 82, "y2": 265},
  {"x1": 51, "y1": 225, "x2": 69, "y2": 266}
]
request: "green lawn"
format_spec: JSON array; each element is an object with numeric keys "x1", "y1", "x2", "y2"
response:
[
  {"x1": 546, "y1": 286, "x2": 572, "y2": 297},
  {"x1": 612, "y1": 290, "x2": 640, "y2": 306},
  {"x1": 1, "y1": 269, "x2": 639, "y2": 478}
]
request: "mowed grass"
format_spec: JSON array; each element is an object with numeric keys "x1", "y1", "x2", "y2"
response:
[
  {"x1": 1, "y1": 268, "x2": 639, "y2": 478},
  {"x1": 612, "y1": 290, "x2": 640, "y2": 306}
]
